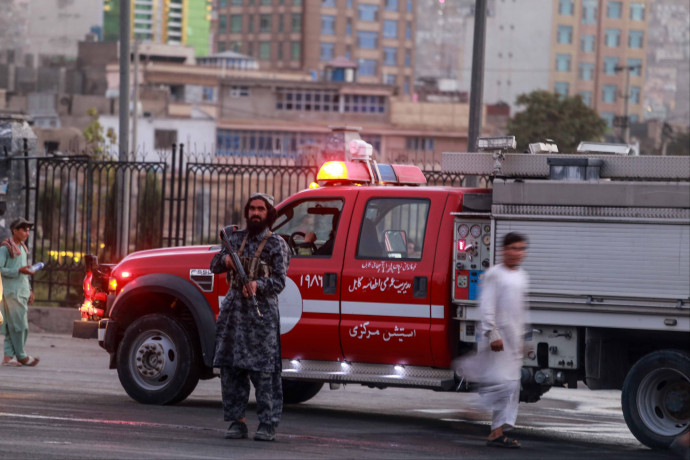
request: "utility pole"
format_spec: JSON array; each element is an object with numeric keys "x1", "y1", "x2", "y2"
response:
[
  {"x1": 614, "y1": 64, "x2": 640, "y2": 144},
  {"x1": 117, "y1": 0, "x2": 131, "y2": 259},
  {"x1": 466, "y1": 0, "x2": 487, "y2": 186},
  {"x1": 132, "y1": 39, "x2": 140, "y2": 159}
]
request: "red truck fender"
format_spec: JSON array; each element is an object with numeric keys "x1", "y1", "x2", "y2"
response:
[{"x1": 108, "y1": 273, "x2": 216, "y2": 368}]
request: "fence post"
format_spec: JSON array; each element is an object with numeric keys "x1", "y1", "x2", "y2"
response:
[
  {"x1": 174, "y1": 143, "x2": 184, "y2": 246},
  {"x1": 168, "y1": 143, "x2": 177, "y2": 247}
]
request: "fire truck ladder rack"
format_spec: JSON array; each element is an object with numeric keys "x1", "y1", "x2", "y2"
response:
[
  {"x1": 441, "y1": 152, "x2": 690, "y2": 181},
  {"x1": 282, "y1": 360, "x2": 457, "y2": 390}
]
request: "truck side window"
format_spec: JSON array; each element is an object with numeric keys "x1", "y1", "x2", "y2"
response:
[
  {"x1": 273, "y1": 199, "x2": 343, "y2": 257},
  {"x1": 356, "y1": 198, "x2": 430, "y2": 260}
]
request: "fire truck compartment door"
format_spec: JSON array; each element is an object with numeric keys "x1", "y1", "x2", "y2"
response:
[{"x1": 340, "y1": 191, "x2": 440, "y2": 365}]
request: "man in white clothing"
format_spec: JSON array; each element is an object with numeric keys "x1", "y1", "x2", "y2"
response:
[{"x1": 477, "y1": 232, "x2": 529, "y2": 448}]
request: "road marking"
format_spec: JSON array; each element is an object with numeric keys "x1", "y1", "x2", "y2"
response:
[{"x1": 0, "y1": 412, "x2": 216, "y2": 432}]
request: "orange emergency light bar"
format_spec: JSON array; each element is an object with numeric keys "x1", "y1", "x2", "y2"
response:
[{"x1": 316, "y1": 161, "x2": 426, "y2": 187}]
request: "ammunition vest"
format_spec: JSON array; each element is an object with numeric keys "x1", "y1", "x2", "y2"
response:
[{"x1": 227, "y1": 231, "x2": 273, "y2": 290}]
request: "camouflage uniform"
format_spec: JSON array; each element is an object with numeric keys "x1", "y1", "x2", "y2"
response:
[{"x1": 210, "y1": 226, "x2": 290, "y2": 426}]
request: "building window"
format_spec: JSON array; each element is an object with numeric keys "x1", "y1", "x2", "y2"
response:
[
  {"x1": 578, "y1": 90, "x2": 592, "y2": 107},
  {"x1": 383, "y1": 20, "x2": 398, "y2": 38},
  {"x1": 630, "y1": 86, "x2": 641, "y2": 104},
  {"x1": 605, "y1": 29, "x2": 621, "y2": 47},
  {"x1": 322, "y1": 15, "x2": 336, "y2": 35},
  {"x1": 278, "y1": 43, "x2": 283, "y2": 60},
  {"x1": 358, "y1": 4, "x2": 379, "y2": 21},
  {"x1": 276, "y1": 88, "x2": 341, "y2": 112},
  {"x1": 555, "y1": 53, "x2": 571, "y2": 71},
  {"x1": 581, "y1": 34, "x2": 595, "y2": 52},
  {"x1": 630, "y1": 2, "x2": 645, "y2": 20},
  {"x1": 385, "y1": 74, "x2": 397, "y2": 85},
  {"x1": 407, "y1": 0, "x2": 412, "y2": 12},
  {"x1": 247, "y1": 42, "x2": 253, "y2": 56},
  {"x1": 628, "y1": 30, "x2": 643, "y2": 48},
  {"x1": 383, "y1": 47, "x2": 397, "y2": 66},
  {"x1": 248, "y1": 15, "x2": 254, "y2": 33},
  {"x1": 345, "y1": 45, "x2": 352, "y2": 60},
  {"x1": 607, "y1": 1, "x2": 622, "y2": 18},
  {"x1": 343, "y1": 94, "x2": 386, "y2": 113},
  {"x1": 219, "y1": 0, "x2": 228, "y2": 6},
  {"x1": 230, "y1": 86, "x2": 250, "y2": 97},
  {"x1": 601, "y1": 112, "x2": 615, "y2": 127},
  {"x1": 292, "y1": 13, "x2": 302, "y2": 33},
  {"x1": 559, "y1": 0, "x2": 574, "y2": 15},
  {"x1": 278, "y1": 15, "x2": 284, "y2": 33},
  {"x1": 602, "y1": 84, "x2": 617, "y2": 103},
  {"x1": 604, "y1": 57, "x2": 619, "y2": 74},
  {"x1": 357, "y1": 58, "x2": 378, "y2": 77},
  {"x1": 259, "y1": 42, "x2": 271, "y2": 60},
  {"x1": 347, "y1": 18, "x2": 352, "y2": 36},
  {"x1": 404, "y1": 77, "x2": 410, "y2": 94},
  {"x1": 219, "y1": 15, "x2": 228, "y2": 34},
  {"x1": 582, "y1": 0, "x2": 597, "y2": 24},
  {"x1": 385, "y1": 0, "x2": 398, "y2": 11},
  {"x1": 347, "y1": 0, "x2": 352, "y2": 8},
  {"x1": 322, "y1": 0, "x2": 336, "y2": 6},
  {"x1": 291, "y1": 42, "x2": 301, "y2": 60},
  {"x1": 406, "y1": 137, "x2": 434, "y2": 150},
  {"x1": 357, "y1": 31, "x2": 378, "y2": 49},
  {"x1": 232, "y1": 0, "x2": 242, "y2": 4},
  {"x1": 230, "y1": 40, "x2": 242, "y2": 52},
  {"x1": 404, "y1": 49, "x2": 411, "y2": 67},
  {"x1": 231, "y1": 15, "x2": 242, "y2": 33},
  {"x1": 630, "y1": 114, "x2": 639, "y2": 123},
  {"x1": 218, "y1": 41, "x2": 227, "y2": 52},
  {"x1": 293, "y1": 0, "x2": 301, "y2": 4},
  {"x1": 557, "y1": 25, "x2": 573, "y2": 44},
  {"x1": 627, "y1": 58, "x2": 642, "y2": 76},
  {"x1": 406, "y1": 21, "x2": 411, "y2": 40},
  {"x1": 320, "y1": 43, "x2": 334, "y2": 61},
  {"x1": 554, "y1": 82, "x2": 570, "y2": 96},
  {"x1": 260, "y1": 14, "x2": 272, "y2": 33},
  {"x1": 261, "y1": 0, "x2": 271, "y2": 4},
  {"x1": 579, "y1": 62, "x2": 594, "y2": 80}
]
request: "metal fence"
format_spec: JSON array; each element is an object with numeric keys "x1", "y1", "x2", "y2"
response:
[{"x1": 21, "y1": 146, "x2": 482, "y2": 305}]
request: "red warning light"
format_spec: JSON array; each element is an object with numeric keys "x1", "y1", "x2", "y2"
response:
[{"x1": 457, "y1": 239, "x2": 466, "y2": 251}]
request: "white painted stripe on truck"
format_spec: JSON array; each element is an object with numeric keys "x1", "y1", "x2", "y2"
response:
[
  {"x1": 303, "y1": 300, "x2": 339, "y2": 314},
  {"x1": 431, "y1": 305, "x2": 445, "y2": 319},
  {"x1": 342, "y1": 301, "x2": 430, "y2": 318}
]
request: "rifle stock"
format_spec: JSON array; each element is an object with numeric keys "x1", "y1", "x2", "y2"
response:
[{"x1": 220, "y1": 227, "x2": 263, "y2": 318}]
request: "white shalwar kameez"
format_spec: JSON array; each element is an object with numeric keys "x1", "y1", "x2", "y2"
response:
[{"x1": 476, "y1": 263, "x2": 529, "y2": 431}]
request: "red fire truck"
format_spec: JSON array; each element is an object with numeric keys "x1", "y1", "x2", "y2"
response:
[{"x1": 74, "y1": 139, "x2": 690, "y2": 449}]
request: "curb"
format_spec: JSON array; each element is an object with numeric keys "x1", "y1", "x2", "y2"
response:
[{"x1": 28, "y1": 306, "x2": 80, "y2": 335}]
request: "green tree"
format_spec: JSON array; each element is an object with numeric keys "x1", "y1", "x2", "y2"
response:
[
  {"x1": 506, "y1": 91, "x2": 607, "y2": 153},
  {"x1": 83, "y1": 107, "x2": 117, "y2": 159}
]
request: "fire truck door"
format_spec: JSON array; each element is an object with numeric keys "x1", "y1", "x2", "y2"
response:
[
  {"x1": 340, "y1": 192, "x2": 438, "y2": 365},
  {"x1": 273, "y1": 195, "x2": 352, "y2": 362}
]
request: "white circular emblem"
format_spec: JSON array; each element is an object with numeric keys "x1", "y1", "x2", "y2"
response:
[{"x1": 278, "y1": 277, "x2": 302, "y2": 334}]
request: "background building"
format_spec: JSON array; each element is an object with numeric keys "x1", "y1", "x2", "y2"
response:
[
  {"x1": 212, "y1": 0, "x2": 416, "y2": 97},
  {"x1": 104, "y1": 0, "x2": 213, "y2": 57}
]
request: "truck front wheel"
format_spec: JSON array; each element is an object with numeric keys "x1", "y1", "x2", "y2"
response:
[
  {"x1": 117, "y1": 314, "x2": 201, "y2": 405},
  {"x1": 622, "y1": 350, "x2": 690, "y2": 449},
  {"x1": 282, "y1": 380, "x2": 323, "y2": 404}
]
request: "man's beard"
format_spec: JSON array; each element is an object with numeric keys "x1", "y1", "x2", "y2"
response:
[{"x1": 247, "y1": 216, "x2": 268, "y2": 235}]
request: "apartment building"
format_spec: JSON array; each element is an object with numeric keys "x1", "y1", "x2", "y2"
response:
[
  {"x1": 104, "y1": 0, "x2": 213, "y2": 57},
  {"x1": 213, "y1": 0, "x2": 416, "y2": 97},
  {"x1": 551, "y1": 0, "x2": 649, "y2": 127}
]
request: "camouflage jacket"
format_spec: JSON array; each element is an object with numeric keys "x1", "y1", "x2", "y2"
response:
[{"x1": 210, "y1": 226, "x2": 290, "y2": 372}]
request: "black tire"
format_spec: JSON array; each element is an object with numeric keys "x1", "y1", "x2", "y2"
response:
[
  {"x1": 282, "y1": 379, "x2": 323, "y2": 404},
  {"x1": 622, "y1": 350, "x2": 690, "y2": 449},
  {"x1": 117, "y1": 314, "x2": 201, "y2": 405}
]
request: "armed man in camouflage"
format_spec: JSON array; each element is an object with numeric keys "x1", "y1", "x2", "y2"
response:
[{"x1": 210, "y1": 193, "x2": 290, "y2": 442}]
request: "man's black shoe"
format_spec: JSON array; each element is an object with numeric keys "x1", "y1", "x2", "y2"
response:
[
  {"x1": 225, "y1": 421, "x2": 248, "y2": 439},
  {"x1": 254, "y1": 423, "x2": 276, "y2": 441}
]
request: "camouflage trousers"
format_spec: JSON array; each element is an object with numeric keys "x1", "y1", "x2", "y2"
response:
[{"x1": 220, "y1": 366, "x2": 283, "y2": 426}]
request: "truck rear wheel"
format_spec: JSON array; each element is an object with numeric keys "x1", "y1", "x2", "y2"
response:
[
  {"x1": 117, "y1": 314, "x2": 200, "y2": 405},
  {"x1": 282, "y1": 380, "x2": 323, "y2": 404},
  {"x1": 622, "y1": 350, "x2": 690, "y2": 449}
]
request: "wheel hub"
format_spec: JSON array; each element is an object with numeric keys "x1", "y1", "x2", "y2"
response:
[
  {"x1": 663, "y1": 380, "x2": 690, "y2": 421},
  {"x1": 135, "y1": 342, "x2": 165, "y2": 379}
]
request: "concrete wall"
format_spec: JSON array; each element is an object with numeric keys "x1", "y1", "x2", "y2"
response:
[{"x1": 390, "y1": 101, "x2": 473, "y2": 130}]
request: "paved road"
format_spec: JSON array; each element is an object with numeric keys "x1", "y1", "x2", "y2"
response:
[{"x1": 0, "y1": 333, "x2": 677, "y2": 459}]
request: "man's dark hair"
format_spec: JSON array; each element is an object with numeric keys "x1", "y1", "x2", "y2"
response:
[
  {"x1": 502, "y1": 232, "x2": 528, "y2": 248},
  {"x1": 244, "y1": 197, "x2": 277, "y2": 228}
]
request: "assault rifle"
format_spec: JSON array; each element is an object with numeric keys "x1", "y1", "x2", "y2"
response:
[{"x1": 219, "y1": 226, "x2": 263, "y2": 318}]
